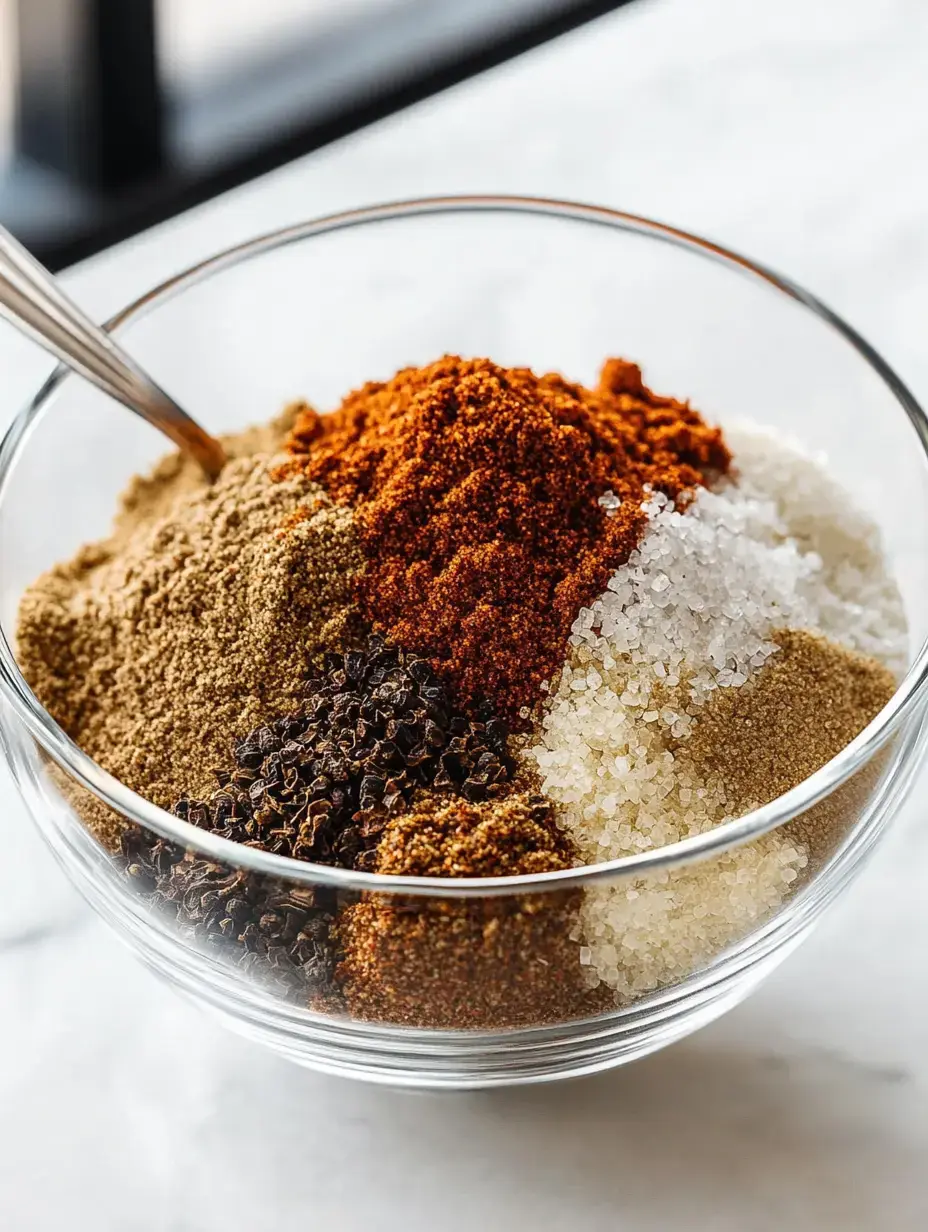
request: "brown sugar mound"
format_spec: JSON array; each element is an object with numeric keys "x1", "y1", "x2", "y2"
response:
[
  {"x1": 283, "y1": 355, "x2": 729, "y2": 725},
  {"x1": 686, "y1": 628, "x2": 897, "y2": 868},
  {"x1": 336, "y1": 792, "x2": 611, "y2": 1029}
]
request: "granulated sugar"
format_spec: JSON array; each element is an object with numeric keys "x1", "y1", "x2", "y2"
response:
[
  {"x1": 563, "y1": 431, "x2": 904, "y2": 737},
  {"x1": 573, "y1": 838, "x2": 806, "y2": 999},
  {"x1": 529, "y1": 428, "x2": 904, "y2": 996}
]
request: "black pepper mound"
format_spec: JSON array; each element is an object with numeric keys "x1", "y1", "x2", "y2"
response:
[
  {"x1": 118, "y1": 636, "x2": 519, "y2": 1006},
  {"x1": 175, "y1": 636, "x2": 515, "y2": 871},
  {"x1": 120, "y1": 832, "x2": 340, "y2": 1004}
]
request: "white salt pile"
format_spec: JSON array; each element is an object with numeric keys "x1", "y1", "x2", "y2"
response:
[{"x1": 528, "y1": 426, "x2": 906, "y2": 999}]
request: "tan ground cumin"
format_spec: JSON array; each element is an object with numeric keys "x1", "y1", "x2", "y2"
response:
[{"x1": 17, "y1": 414, "x2": 363, "y2": 847}]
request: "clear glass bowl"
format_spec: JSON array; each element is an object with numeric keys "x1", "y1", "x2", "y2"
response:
[{"x1": 1, "y1": 197, "x2": 926, "y2": 1089}]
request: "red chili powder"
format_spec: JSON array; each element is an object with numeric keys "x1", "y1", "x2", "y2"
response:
[{"x1": 283, "y1": 355, "x2": 729, "y2": 725}]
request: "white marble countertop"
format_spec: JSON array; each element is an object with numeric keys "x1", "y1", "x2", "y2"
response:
[{"x1": 2, "y1": 1, "x2": 928, "y2": 1227}]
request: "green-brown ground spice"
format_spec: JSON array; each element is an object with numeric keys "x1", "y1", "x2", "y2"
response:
[{"x1": 17, "y1": 415, "x2": 363, "y2": 844}]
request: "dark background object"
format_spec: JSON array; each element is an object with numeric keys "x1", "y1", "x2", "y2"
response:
[
  {"x1": 0, "y1": 0, "x2": 636, "y2": 270},
  {"x1": 16, "y1": 0, "x2": 163, "y2": 191}
]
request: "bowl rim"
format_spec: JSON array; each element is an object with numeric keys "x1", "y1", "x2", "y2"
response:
[{"x1": 1, "y1": 192, "x2": 926, "y2": 898}]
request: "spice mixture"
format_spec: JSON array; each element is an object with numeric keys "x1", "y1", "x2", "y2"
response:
[
  {"x1": 527, "y1": 427, "x2": 904, "y2": 994},
  {"x1": 17, "y1": 355, "x2": 906, "y2": 1028}
]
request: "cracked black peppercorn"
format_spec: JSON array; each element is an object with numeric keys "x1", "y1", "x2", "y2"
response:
[
  {"x1": 174, "y1": 636, "x2": 515, "y2": 872},
  {"x1": 120, "y1": 829, "x2": 340, "y2": 1002}
]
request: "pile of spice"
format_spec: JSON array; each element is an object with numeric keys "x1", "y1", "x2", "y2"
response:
[
  {"x1": 17, "y1": 412, "x2": 363, "y2": 829},
  {"x1": 16, "y1": 354, "x2": 906, "y2": 1027},
  {"x1": 175, "y1": 637, "x2": 515, "y2": 870},
  {"x1": 282, "y1": 355, "x2": 729, "y2": 723},
  {"x1": 121, "y1": 827, "x2": 341, "y2": 1004},
  {"x1": 337, "y1": 792, "x2": 610, "y2": 1028}
]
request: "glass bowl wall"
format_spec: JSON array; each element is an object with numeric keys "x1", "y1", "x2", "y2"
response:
[{"x1": 0, "y1": 198, "x2": 926, "y2": 1088}]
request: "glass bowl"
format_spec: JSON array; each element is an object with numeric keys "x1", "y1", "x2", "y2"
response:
[{"x1": 1, "y1": 197, "x2": 926, "y2": 1090}]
